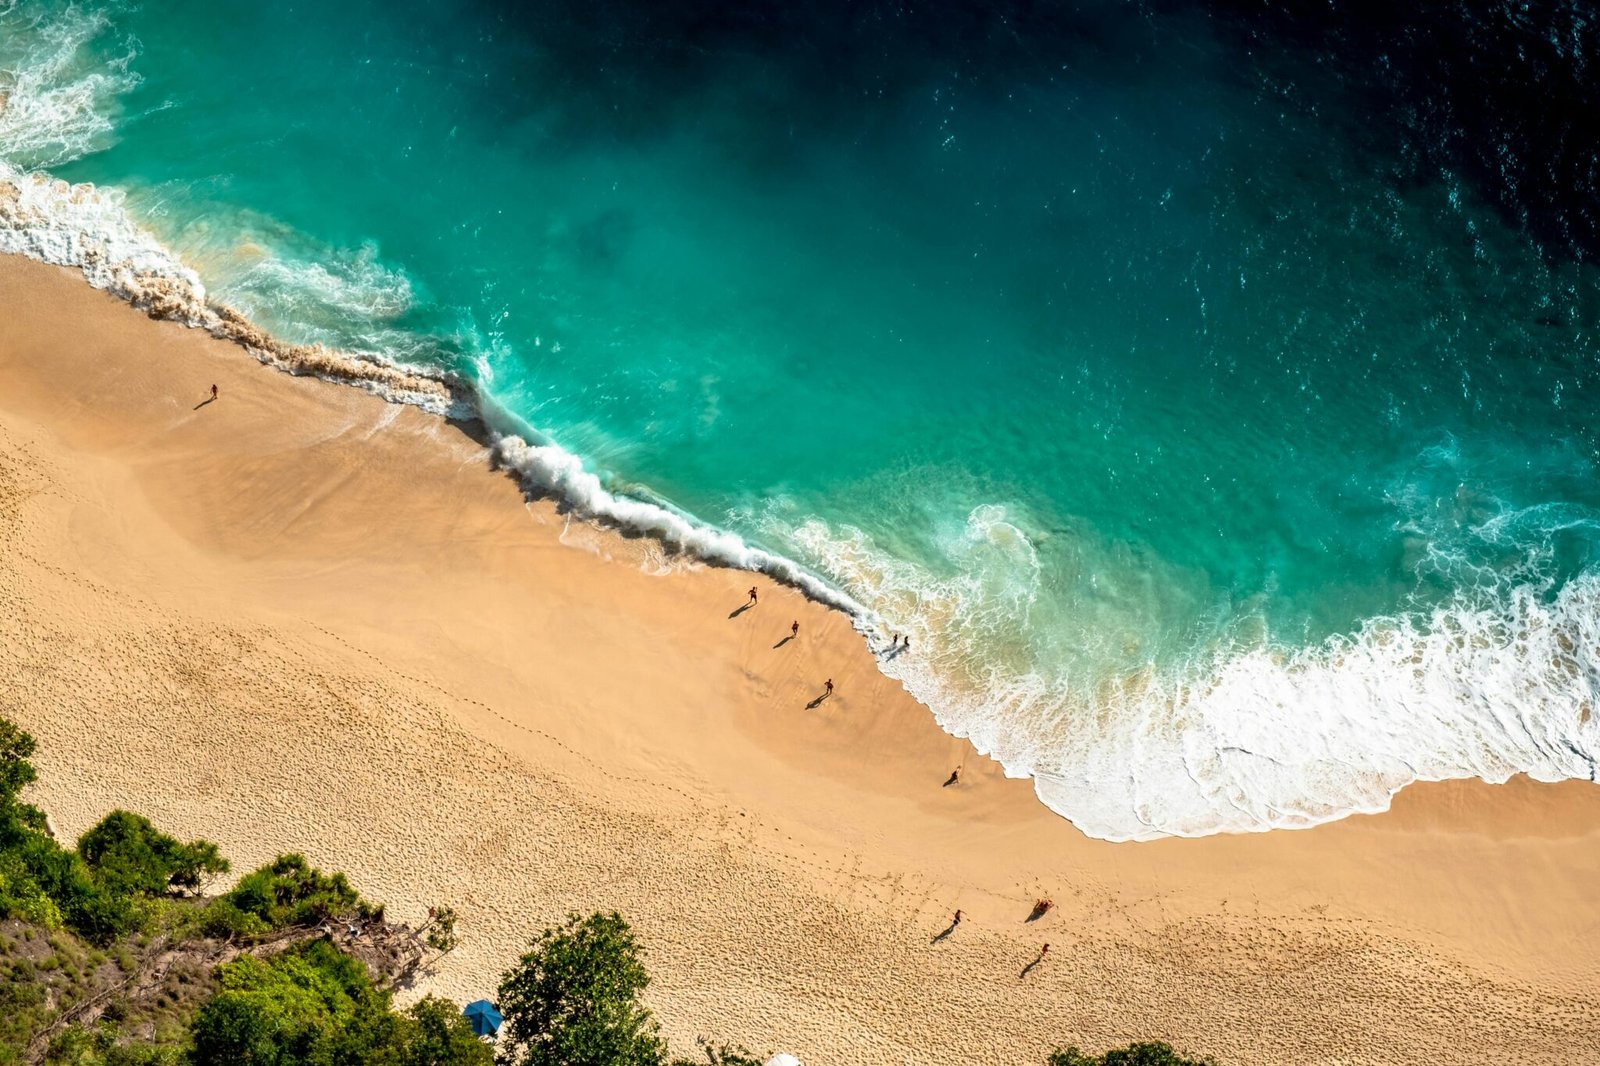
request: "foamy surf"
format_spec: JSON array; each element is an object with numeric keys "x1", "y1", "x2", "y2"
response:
[
  {"x1": 489, "y1": 435, "x2": 867, "y2": 615},
  {"x1": 0, "y1": 13, "x2": 868, "y2": 615},
  {"x1": 0, "y1": 159, "x2": 866, "y2": 606},
  {"x1": 0, "y1": 4, "x2": 459, "y2": 408},
  {"x1": 785, "y1": 511, "x2": 1600, "y2": 840}
]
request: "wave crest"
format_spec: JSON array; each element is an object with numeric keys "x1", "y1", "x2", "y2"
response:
[
  {"x1": 490, "y1": 434, "x2": 866, "y2": 615},
  {"x1": 0, "y1": 2, "x2": 137, "y2": 169},
  {"x1": 801, "y1": 509, "x2": 1600, "y2": 840}
]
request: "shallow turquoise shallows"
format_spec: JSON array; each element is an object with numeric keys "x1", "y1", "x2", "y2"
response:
[{"x1": 5, "y1": 0, "x2": 1598, "y2": 838}]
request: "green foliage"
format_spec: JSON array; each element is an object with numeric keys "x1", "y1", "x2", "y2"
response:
[
  {"x1": 9, "y1": 831, "x2": 137, "y2": 946},
  {"x1": 210, "y1": 854, "x2": 376, "y2": 937},
  {"x1": 77, "y1": 811, "x2": 228, "y2": 896},
  {"x1": 1048, "y1": 1042, "x2": 1217, "y2": 1066},
  {"x1": 0, "y1": 717, "x2": 38, "y2": 802},
  {"x1": 189, "y1": 939, "x2": 488, "y2": 1066},
  {"x1": 197, "y1": 898, "x2": 268, "y2": 940},
  {"x1": 191, "y1": 938, "x2": 385, "y2": 1065},
  {"x1": 425, "y1": 904, "x2": 460, "y2": 954},
  {"x1": 0, "y1": 716, "x2": 485, "y2": 1066},
  {"x1": 0, "y1": 850, "x2": 64, "y2": 928},
  {"x1": 42, "y1": 1022, "x2": 178, "y2": 1065},
  {"x1": 0, "y1": 717, "x2": 221, "y2": 945},
  {"x1": 105, "y1": 1045, "x2": 183, "y2": 1066},
  {"x1": 401, "y1": 996, "x2": 495, "y2": 1066},
  {"x1": 0, "y1": 717, "x2": 46, "y2": 850},
  {"x1": 189, "y1": 991, "x2": 285, "y2": 1066},
  {"x1": 0, "y1": 956, "x2": 50, "y2": 1066},
  {"x1": 497, "y1": 911, "x2": 666, "y2": 1066},
  {"x1": 0, "y1": 716, "x2": 754, "y2": 1066}
]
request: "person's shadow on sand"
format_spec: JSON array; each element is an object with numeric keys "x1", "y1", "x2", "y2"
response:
[
  {"x1": 772, "y1": 635, "x2": 794, "y2": 649},
  {"x1": 805, "y1": 692, "x2": 830, "y2": 710},
  {"x1": 931, "y1": 920, "x2": 959, "y2": 945},
  {"x1": 1019, "y1": 949, "x2": 1048, "y2": 979},
  {"x1": 192, "y1": 396, "x2": 216, "y2": 411},
  {"x1": 728, "y1": 602, "x2": 754, "y2": 619}
]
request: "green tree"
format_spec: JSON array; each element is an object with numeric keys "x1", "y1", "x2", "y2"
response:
[
  {"x1": 401, "y1": 996, "x2": 495, "y2": 1066},
  {"x1": 77, "y1": 811, "x2": 228, "y2": 897},
  {"x1": 496, "y1": 911, "x2": 665, "y2": 1066},
  {"x1": 11, "y1": 831, "x2": 133, "y2": 945},
  {"x1": 189, "y1": 991, "x2": 286, "y2": 1066},
  {"x1": 0, "y1": 718, "x2": 135, "y2": 944},
  {"x1": 423, "y1": 904, "x2": 461, "y2": 955},
  {"x1": 190, "y1": 938, "x2": 386, "y2": 1065},
  {"x1": 0, "y1": 850, "x2": 63, "y2": 927},
  {"x1": 0, "y1": 718, "x2": 37, "y2": 798},
  {"x1": 0, "y1": 717, "x2": 46, "y2": 841},
  {"x1": 190, "y1": 939, "x2": 490, "y2": 1066},
  {"x1": 1049, "y1": 1042, "x2": 1217, "y2": 1066},
  {"x1": 204, "y1": 853, "x2": 376, "y2": 938}
]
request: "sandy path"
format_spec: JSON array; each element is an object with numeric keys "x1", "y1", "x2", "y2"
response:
[{"x1": 2, "y1": 255, "x2": 1597, "y2": 1065}]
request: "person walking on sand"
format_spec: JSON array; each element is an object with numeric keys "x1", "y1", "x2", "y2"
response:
[
  {"x1": 210, "y1": 384, "x2": 218, "y2": 400},
  {"x1": 747, "y1": 586, "x2": 758, "y2": 606},
  {"x1": 953, "y1": 909, "x2": 963, "y2": 926},
  {"x1": 791, "y1": 620, "x2": 800, "y2": 639},
  {"x1": 824, "y1": 678, "x2": 834, "y2": 698}
]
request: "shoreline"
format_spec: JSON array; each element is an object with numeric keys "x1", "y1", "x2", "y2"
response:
[
  {"x1": 3, "y1": 253, "x2": 1599, "y2": 1063},
  {"x1": 8, "y1": 166, "x2": 1597, "y2": 845},
  {"x1": 0, "y1": 165, "x2": 870, "y2": 619}
]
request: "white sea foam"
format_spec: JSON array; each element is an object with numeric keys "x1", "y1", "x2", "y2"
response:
[
  {"x1": 0, "y1": 158, "x2": 463, "y2": 412},
  {"x1": 490, "y1": 435, "x2": 866, "y2": 615},
  {"x1": 0, "y1": 4, "x2": 459, "y2": 411},
  {"x1": 0, "y1": 2, "x2": 136, "y2": 169},
  {"x1": 788, "y1": 510, "x2": 1600, "y2": 841},
  {"x1": 0, "y1": 163, "x2": 209, "y2": 314}
]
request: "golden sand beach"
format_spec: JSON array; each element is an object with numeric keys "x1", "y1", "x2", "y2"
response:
[{"x1": 2, "y1": 254, "x2": 1598, "y2": 1064}]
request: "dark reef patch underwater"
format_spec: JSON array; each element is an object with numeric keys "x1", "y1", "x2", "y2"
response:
[{"x1": 2, "y1": 0, "x2": 1598, "y2": 838}]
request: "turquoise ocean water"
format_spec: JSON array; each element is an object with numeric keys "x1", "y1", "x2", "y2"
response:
[{"x1": 3, "y1": 0, "x2": 1598, "y2": 839}]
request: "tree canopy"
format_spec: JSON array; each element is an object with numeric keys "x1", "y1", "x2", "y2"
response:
[
  {"x1": 0, "y1": 718, "x2": 224, "y2": 945},
  {"x1": 202, "y1": 853, "x2": 377, "y2": 939},
  {"x1": 190, "y1": 939, "x2": 490, "y2": 1066},
  {"x1": 496, "y1": 911, "x2": 666, "y2": 1066},
  {"x1": 78, "y1": 810, "x2": 228, "y2": 896},
  {"x1": 1050, "y1": 1041, "x2": 1218, "y2": 1066}
]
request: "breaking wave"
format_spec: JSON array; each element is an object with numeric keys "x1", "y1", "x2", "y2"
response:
[{"x1": 790, "y1": 509, "x2": 1600, "y2": 840}]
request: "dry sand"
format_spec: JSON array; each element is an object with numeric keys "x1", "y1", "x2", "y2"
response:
[{"x1": 2, "y1": 254, "x2": 1598, "y2": 1064}]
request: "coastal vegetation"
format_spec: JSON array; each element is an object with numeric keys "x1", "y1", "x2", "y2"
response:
[
  {"x1": 2, "y1": 714, "x2": 1214, "y2": 1064},
  {"x1": 1049, "y1": 1043, "x2": 1216, "y2": 1066},
  {"x1": 188, "y1": 941, "x2": 489, "y2": 1066},
  {"x1": 0, "y1": 714, "x2": 477, "y2": 1064}
]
